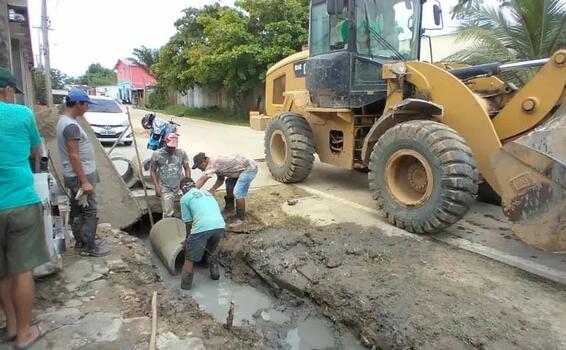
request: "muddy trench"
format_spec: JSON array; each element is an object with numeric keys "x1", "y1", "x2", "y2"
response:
[{"x1": 129, "y1": 220, "x2": 365, "y2": 350}]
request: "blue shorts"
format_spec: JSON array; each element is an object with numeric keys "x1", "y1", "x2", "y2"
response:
[{"x1": 227, "y1": 166, "x2": 258, "y2": 199}]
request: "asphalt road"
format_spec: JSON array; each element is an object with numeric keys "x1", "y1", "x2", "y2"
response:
[{"x1": 107, "y1": 108, "x2": 566, "y2": 284}]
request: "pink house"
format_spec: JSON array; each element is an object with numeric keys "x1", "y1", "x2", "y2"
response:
[{"x1": 114, "y1": 59, "x2": 157, "y2": 104}]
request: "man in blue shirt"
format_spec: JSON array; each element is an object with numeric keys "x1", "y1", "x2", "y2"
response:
[
  {"x1": 179, "y1": 177, "x2": 225, "y2": 290},
  {"x1": 0, "y1": 66, "x2": 49, "y2": 349}
]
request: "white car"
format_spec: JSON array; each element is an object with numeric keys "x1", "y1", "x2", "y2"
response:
[{"x1": 84, "y1": 96, "x2": 133, "y2": 145}]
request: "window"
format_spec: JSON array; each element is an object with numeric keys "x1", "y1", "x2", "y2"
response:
[
  {"x1": 272, "y1": 75, "x2": 286, "y2": 105},
  {"x1": 310, "y1": 3, "x2": 330, "y2": 55},
  {"x1": 88, "y1": 99, "x2": 123, "y2": 113},
  {"x1": 355, "y1": 0, "x2": 420, "y2": 60},
  {"x1": 310, "y1": 2, "x2": 349, "y2": 56}
]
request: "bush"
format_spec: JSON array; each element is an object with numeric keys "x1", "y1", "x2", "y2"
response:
[
  {"x1": 145, "y1": 84, "x2": 169, "y2": 110},
  {"x1": 146, "y1": 104, "x2": 248, "y2": 126}
]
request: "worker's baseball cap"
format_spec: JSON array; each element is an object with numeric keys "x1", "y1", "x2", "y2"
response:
[
  {"x1": 192, "y1": 152, "x2": 206, "y2": 169},
  {"x1": 165, "y1": 133, "x2": 179, "y2": 148},
  {"x1": 0, "y1": 66, "x2": 23, "y2": 93},
  {"x1": 66, "y1": 88, "x2": 96, "y2": 104}
]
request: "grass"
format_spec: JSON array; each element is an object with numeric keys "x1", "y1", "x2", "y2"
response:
[{"x1": 140, "y1": 105, "x2": 249, "y2": 126}]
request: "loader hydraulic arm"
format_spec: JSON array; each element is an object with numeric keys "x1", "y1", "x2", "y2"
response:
[{"x1": 448, "y1": 58, "x2": 550, "y2": 81}]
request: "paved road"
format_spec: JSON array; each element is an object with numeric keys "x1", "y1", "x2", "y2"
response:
[{"x1": 108, "y1": 109, "x2": 566, "y2": 284}]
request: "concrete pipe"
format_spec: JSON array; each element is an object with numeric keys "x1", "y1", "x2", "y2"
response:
[
  {"x1": 131, "y1": 156, "x2": 155, "y2": 190},
  {"x1": 150, "y1": 218, "x2": 186, "y2": 275},
  {"x1": 110, "y1": 155, "x2": 137, "y2": 189}
]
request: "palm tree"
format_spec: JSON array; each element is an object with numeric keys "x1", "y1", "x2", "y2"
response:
[
  {"x1": 445, "y1": 0, "x2": 566, "y2": 85},
  {"x1": 129, "y1": 46, "x2": 160, "y2": 73}
]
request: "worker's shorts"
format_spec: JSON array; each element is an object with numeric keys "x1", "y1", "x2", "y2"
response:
[
  {"x1": 226, "y1": 166, "x2": 258, "y2": 200},
  {"x1": 0, "y1": 204, "x2": 50, "y2": 276},
  {"x1": 185, "y1": 228, "x2": 224, "y2": 263}
]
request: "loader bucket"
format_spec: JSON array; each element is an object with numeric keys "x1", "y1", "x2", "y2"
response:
[{"x1": 490, "y1": 104, "x2": 566, "y2": 252}]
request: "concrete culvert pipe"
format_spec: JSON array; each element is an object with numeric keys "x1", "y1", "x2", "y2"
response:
[
  {"x1": 131, "y1": 156, "x2": 155, "y2": 190},
  {"x1": 150, "y1": 218, "x2": 186, "y2": 275},
  {"x1": 110, "y1": 155, "x2": 137, "y2": 189}
]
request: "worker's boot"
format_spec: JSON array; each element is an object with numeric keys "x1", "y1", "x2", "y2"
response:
[
  {"x1": 209, "y1": 256, "x2": 220, "y2": 281},
  {"x1": 82, "y1": 217, "x2": 110, "y2": 257},
  {"x1": 237, "y1": 208, "x2": 245, "y2": 220},
  {"x1": 223, "y1": 195, "x2": 235, "y2": 213},
  {"x1": 181, "y1": 271, "x2": 194, "y2": 290},
  {"x1": 71, "y1": 217, "x2": 85, "y2": 250}
]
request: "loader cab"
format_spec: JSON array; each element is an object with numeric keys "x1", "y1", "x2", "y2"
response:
[{"x1": 307, "y1": 0, "x2": 423, "y2": 108}]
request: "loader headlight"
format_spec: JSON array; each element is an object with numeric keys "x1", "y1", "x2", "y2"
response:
[{"x1": 391, "y1": 62, "x2": 407, "y2": 75}]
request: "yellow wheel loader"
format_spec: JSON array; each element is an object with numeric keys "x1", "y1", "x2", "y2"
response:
[{"x1": 255, "y1": 0, "x2": 566, "y2": 252}]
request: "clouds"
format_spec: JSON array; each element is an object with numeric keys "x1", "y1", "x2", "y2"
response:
[{"x1": 28, "y1": 0, "x2": 235, "y2": 76}]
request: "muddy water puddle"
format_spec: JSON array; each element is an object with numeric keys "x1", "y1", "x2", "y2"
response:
[{"x1": 146, "y1": 240, "x2": 363, "y2": 349}]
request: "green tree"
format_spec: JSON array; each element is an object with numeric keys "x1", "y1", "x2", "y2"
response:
[
  {"x1": 445, "y1": 0, "x2": 566, "y2": 85},
  {"x1": 33, "y1": 67, "x2": 67, "y2": 105},
  {"x1": 153, "y1": 0, "x2": 309, "y2": 107},
  {"x1": 130, "y1": 45, "x2": 159, "y2": 73},
  {"x1": 80, "y1": 63, "x2": 117, "y2": 87}
]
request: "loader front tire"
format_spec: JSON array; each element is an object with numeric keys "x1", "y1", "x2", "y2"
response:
[
  {"x1": 369, "y1": 120, "x2": 478, "y2": 233},
  {"x1": 265, "y1": 112, "x2": 315, "y2": 183}
]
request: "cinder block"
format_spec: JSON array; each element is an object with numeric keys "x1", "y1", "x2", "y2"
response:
[{"x1": 249, "y1": 111, "x2": 271, "y2": 131}]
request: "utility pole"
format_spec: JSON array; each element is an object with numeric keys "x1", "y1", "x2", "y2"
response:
[
  {"x1": 32, "y1": 27, "x2": 44, "y2": 67},
  {"x1": 41, "y1": 0, "x2": 53, "y2": 106}
]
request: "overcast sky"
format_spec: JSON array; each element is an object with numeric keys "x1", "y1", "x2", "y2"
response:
[
  {"x1": 28, "y1": 0, "x2": 235, "y2": 77},
  {"x1": 27, "y1": 0, "x2": 475, "y2": 77}
]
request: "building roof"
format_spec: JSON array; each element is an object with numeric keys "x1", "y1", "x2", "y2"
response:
[{"x1": 113, "y1": 59, "x2": 136, "y2": 70}]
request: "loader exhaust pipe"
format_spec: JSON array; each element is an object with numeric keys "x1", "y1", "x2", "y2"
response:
[{"x1": 448, "y1": 58, "x2": 550, "y2": 80}]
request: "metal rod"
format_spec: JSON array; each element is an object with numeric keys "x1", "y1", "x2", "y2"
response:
[
  {"x1": 500, "y1": 58, "x2": 549, "y2": 71},
  {"x1": 106, "y1": 125, "x2": 131, "y2": 156},
  {"x1": 128, "y1": 108, "x2": 154, "y2": 227}
]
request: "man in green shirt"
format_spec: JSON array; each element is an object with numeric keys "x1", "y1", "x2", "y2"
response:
[{"x1": 0, "y1": 66, "x2": 49, "y2": 349}]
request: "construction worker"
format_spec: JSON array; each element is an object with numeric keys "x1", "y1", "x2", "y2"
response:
[
  {"x1": 179, "y1": 177, "x2": 225, "y2": 290},
  {"x1": 57, "y1": 88, "x2": 110, "y2": 257},
  {"x1": 149, "y1": 133, "x2": 191, "y2": 218},
  {"x1": 193, "y1": 152, "x2": 258, "y2": 224},
  {"x1": 0, "y1": 66, "x2": 49, "y2": 348}
]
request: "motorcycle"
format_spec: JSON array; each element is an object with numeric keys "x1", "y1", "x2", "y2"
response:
[
  {"x1": 141, "y1": 113, "x2": 181, "y2": 172},
  {"x1": 141, "y1": 113, "x2": 180, "y2": 150}
]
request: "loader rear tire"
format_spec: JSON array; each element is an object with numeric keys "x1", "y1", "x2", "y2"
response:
[
  {"x1": 369, "y1": 120, "x2": 478, "y2": 233},
  {"x1": 265, "y1": 112, "x2": 315, "y2": 183}
]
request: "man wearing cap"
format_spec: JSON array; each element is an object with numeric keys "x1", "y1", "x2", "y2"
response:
[
  {"x1": 150, "y1": 133, "x2": 191, "y2": 218},
  {"x1": 57, "y1": 88, "x2": 110, "y2": 257},
  {"x1": 0, "y1": 66, "x2": 49, "y2": 348},
  {"x1": 193, "y1": 153, "x2": 258, "y2": 224},
  {"x1": 179, "y1": 177, "x2": 225, "y2": 290}
]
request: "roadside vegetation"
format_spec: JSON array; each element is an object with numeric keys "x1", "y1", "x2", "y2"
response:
[
  {"x1": 140, "y1": 105, "x2": 249, "y2": 126},
  {"x1": 446, "y1": 0, "x2": 566, "y2": 85}
]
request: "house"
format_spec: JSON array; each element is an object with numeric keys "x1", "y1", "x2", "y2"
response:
[
  {"x1": 0, "y1": 0, "x2": 34, "y2": 107},
  {"x1": 94, "y1": 85, "x2": 120, "y2": 100},
  {"x1": 114, "y1": 59, "x2": 156, "y2": 105}
]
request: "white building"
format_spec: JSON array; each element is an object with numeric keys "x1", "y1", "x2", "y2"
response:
[{"x1": 95, "y1": 85, "x2": 120, "y2": 100}]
